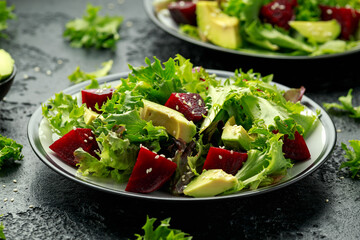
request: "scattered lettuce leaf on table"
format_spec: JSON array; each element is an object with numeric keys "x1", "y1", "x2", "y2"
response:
[
  {"x1": 323, "y1": 89, "x2": 360, "y2": 119},
  {"x1": 0, "y1": 0, "x2": 16, "y2": 39},
  {"x1": 0, "y1": 220, "x2": 5, "y2": 240},
  {"x1": 63, "y1": 4, "x2": 123, "y2": 49},
  {"x1": 68, "y1": 60, "x2": 113, "y2": 84},
  {"x1": 0, "y1": 134, "x2": 23, "y2": 170},
  {"x1": 341, "y1": 140, "x2": 360, "y2": 179},
  {"x1": 135, "y1": 216, "x2": 192, "y2": 240}
]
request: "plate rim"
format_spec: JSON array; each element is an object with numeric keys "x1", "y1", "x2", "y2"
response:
[
  {"x1": 143, "y1": 0, "x2": 360, "y2": 60},
  {"x1": 27, "y1": 70, "x2": 337, "y2": 201}
]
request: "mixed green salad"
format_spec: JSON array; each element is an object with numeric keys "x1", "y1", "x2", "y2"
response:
[
  {"x1": 42, "y1": 55, "x2": 318, "y2": 197},
  {"x1": 155, "y1": 0, "x2": 360, "y2": 56}
]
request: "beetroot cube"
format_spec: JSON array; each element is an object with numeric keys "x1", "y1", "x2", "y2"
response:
[
  {"x1": 49, "y1": 128, "x2": 99, "y2": 167},
  {"x1": 260, "y1": 0, "x2": 298, "y2": 30},
  {"x1": 282, "y1": 131, "x2": 310, "y2": 161},
  {"x1": 168, "y1": 1, "x2": 197, "y2": 26},
  {"x1": 164, "y1": 93, "x2": 207, "y2": 122},
  {"x1": 125, "y1": 147, "x2": 177, "y2": 193},
  {"x1": 81, "y1": 88, "x2": 114, "y2": 113},
  {"x1": 202, "y1": 147, "x2": 248, "y2": 175},
  {"x1": 319, "y1": 5, "x2": 360, "y2": 40}
]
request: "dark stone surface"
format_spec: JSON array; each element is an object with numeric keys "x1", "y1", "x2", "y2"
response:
[{"x1": 0, "y1": 0, "x2": 360, "y2": 239}]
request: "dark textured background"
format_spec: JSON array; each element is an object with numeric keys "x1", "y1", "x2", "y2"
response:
[{"x1": 1, "y1": 0, "x2": 360, "y2": 239}]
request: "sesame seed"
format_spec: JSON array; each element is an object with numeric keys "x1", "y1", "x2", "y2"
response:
[
  {"x1": 23, "y1": 74, "x2": 29, "y2": 79},
  {"x1": 325, "y1": 199, "x2": 329, "y2": 203},
  {"x1": 29, "y1": 205, "x2": 34, "y2": 208},
  {"x1": 88, "y1": 136, "x2": 93, "y2": 140},
  {"x1": 146, "y1": 168, "x2": 152, "y2": 174},
  {"x1": 13, "y1": 179, "x2": 17, "y2": 183},
  {"x1": 46, "y1": 70, "x2": 52, "y2": 75},
  {"x1": 84, "y1": 139, "x2": 88, "y2": 143},
  {"x1": 34, "y1": 66, "x2": 40, "y2": 72},
  {"x1": 192, "y1": 111, "x2": 195, "y2": 114},
  {"x1": 155, "y1": 155, "x2": 160, "y2": 159},
  {"x1": 2, "y1": 185, "x2": 5, "y2": 188},
  {"x1": 126, "y1": 21, "x2": 133, "y2": 27},
  {"x1": 4, "y1": 198, "x2": 8, "y2": 202},
  {"x1": 219, "y1": 155, "x2": 222, "y2": 159},
  {"x1": 176, "y1": 105, "x2": 179, "y2": 110},
  {"x1": 10, "y1": 198, "x2": 14, "y2": 202},
  {"x1": 230, "y1": 150, "x2": 233, "y2": 154},
  {"x1": 198, "y1": 100, "x2": 202, "y2": 106},
  {"x1": 175, "y1": 93, "x2": 180, "y2": 97},
  {"x1": 57, "y1": 59, "x2": 63, "y2": 65},
  {"x1": 193, "y1": 95, "x2": 197, "y2": 99},
  {"x1": 160, "y1": 154, "x2": 165, "y2": 158},
  {"x1": 336, "y1": 129, "x2": 342, "y2": 133},
  {"x1": 13, "y1": 189, "x2": 18, "y2": 192}
]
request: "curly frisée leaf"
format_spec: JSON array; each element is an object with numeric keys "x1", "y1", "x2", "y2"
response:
[
  {"x1": 323, "y1": 89, "x2": 360, "y2": 119},
  {"x1": 42, "y1": 92, "x2": 86, "y2": 136},
  {"x1": 0, "y1": 134, "x2": 23, "y2": 170},
  {"x1": 68, "y1": 60, "x2": 113, "y2": 84},
  {"x1": 63, "y1": 4, "x2": 123, "y2": 49},
  {"x1": 341, "y1": 140, "x2": 360, "y2": 179},
  {"x1": 135, "y1": 216, "x2": 192, "y2": 240}
]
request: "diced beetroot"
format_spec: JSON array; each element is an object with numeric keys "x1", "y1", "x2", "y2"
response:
[
  {"x1": 81, "y1": 88, "x2": 114, "y2": 113},
  {"x1": 164, "y1": 93, "x2": 207, "y2": 122},
  {"x1": 319, "y1": 5, "x2": 360, "y2": 40},
  {"x1": 49, "y1": 128, "x2": 99, "y2": 167},
  {"x1": 282, "y1": 131, "x2": 310, "y2": 161},
  {"x1": 125, "y1": 147, "x2": 177, "y2": 193},
  {"x1": 260, "y1": 0, "x2": 298, "y2": 30},
  {"x1": 202, "y1": 147, "x2": 248, "y2": 175},
  {"x1": 283, "y1": 86, "x2": 306, "y2": 103},
  {"x1": 168, "y1": 1, "x2": 197, "y2": 26}
]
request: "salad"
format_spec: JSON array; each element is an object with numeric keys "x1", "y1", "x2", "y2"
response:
[
  {"x1": 154, "y1": 0, "x2": 360, "y2": 56},
  {"x1": 42, "y1": 55, "x2": 318, "y2": 198}
]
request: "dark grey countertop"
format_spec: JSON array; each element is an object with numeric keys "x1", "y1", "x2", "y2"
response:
[{"x1": 1, "y1": 0, "x2": 360, "y2": 239}]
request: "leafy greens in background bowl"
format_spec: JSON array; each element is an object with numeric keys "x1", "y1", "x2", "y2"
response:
[{"x1": 147, "y1": 0, "x2": 360, "y2": 58}]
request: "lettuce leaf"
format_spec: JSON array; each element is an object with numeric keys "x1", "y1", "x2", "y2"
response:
[
  {"x1": 135, "y1": 216, "x2": 192, "y2": 240},
  {"x1": 75, "y1": 131, "x2": 139, "y2": 183},
  {"x1": 0, "y1": 0, "x2": 16, "y2": 39},
  {"x1": 63, "y1": 4, "x2": 123, "y2": 49},
  {"x1": 225, "y1": 134, "x2": 292, "y2": 193},
  {"x1": 68, "y1": 60, "x2": 113, "y2": 84},
  {"x1": 340, "y1": 140, "x2": 360, "y2": 179},
  {"x1": 323, "y1": 89, "x2": 360, "y2": 119},
  {"x1": 0, "y1": 134, "x2": 23, "y2": 170},
  {"x1": 42, "y1": 92, "x2": 86, "y2": 136}
]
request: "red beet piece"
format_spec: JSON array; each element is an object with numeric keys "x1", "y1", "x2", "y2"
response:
[
  {"x1": 49, "y1": 128, "x2": 99, "y2": 167},
  {"x1": 81, "y1": 88, "x2": 114, "y2": 113},
  {"x1": 168, "y1": 1, "x2": 197, "y2": 26},
  {"x1": 260, "y1": 0, "x2": 298, "y2": 30},
  {"x1": 125, "y1": 147, "x2": 177, "y2": 193},
  {"x1": 165, "y1": 93, "x2": 207, "y2": 122},
  {"x1": 202, "y1": 147, "x2": 248, "y2": 175},
  {"x1": 319, "y1": 5, "x2": 360, "y2": 40},
  {"x1": 282, "y1": 131, "x2": 310, "y2": 161}
]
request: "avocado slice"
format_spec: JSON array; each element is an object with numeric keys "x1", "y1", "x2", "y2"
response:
[
  {"x1": 140, "y1": 99, "x2": 197, "y2": 143},
  {"x1": 183, "y1": 169, "x2": 238, "y2": 197},
  {"x1": 0, "y1": 49, "x2": 15, "y2": 81},
  {"x1": 221, "y1": 116, "x2": 254, "y2": 151},
  {"x1": 289, "y1": 20, "x2": 341, "y2": 43},
  {"x1": 84, "y1": 108, "x2": 100, "y2": 125},
  {"x1": 196, "y1": 1, "x2": 241, "y2": 49}
]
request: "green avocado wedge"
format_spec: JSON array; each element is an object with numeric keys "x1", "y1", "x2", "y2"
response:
[
  {"x1": 289, "y1": 20, "x2": 341, "y2": 43},
  {"x1": 0, "y1": 49, "x2": 14, "y2": 81}
]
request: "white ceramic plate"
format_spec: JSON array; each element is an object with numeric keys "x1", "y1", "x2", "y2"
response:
[
  {"x1": 28, "y1": 70, "x2": 336, "y2": 201},
  {"x1": 144, "y1": 0, "x2": 360, "y2": 60}
]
